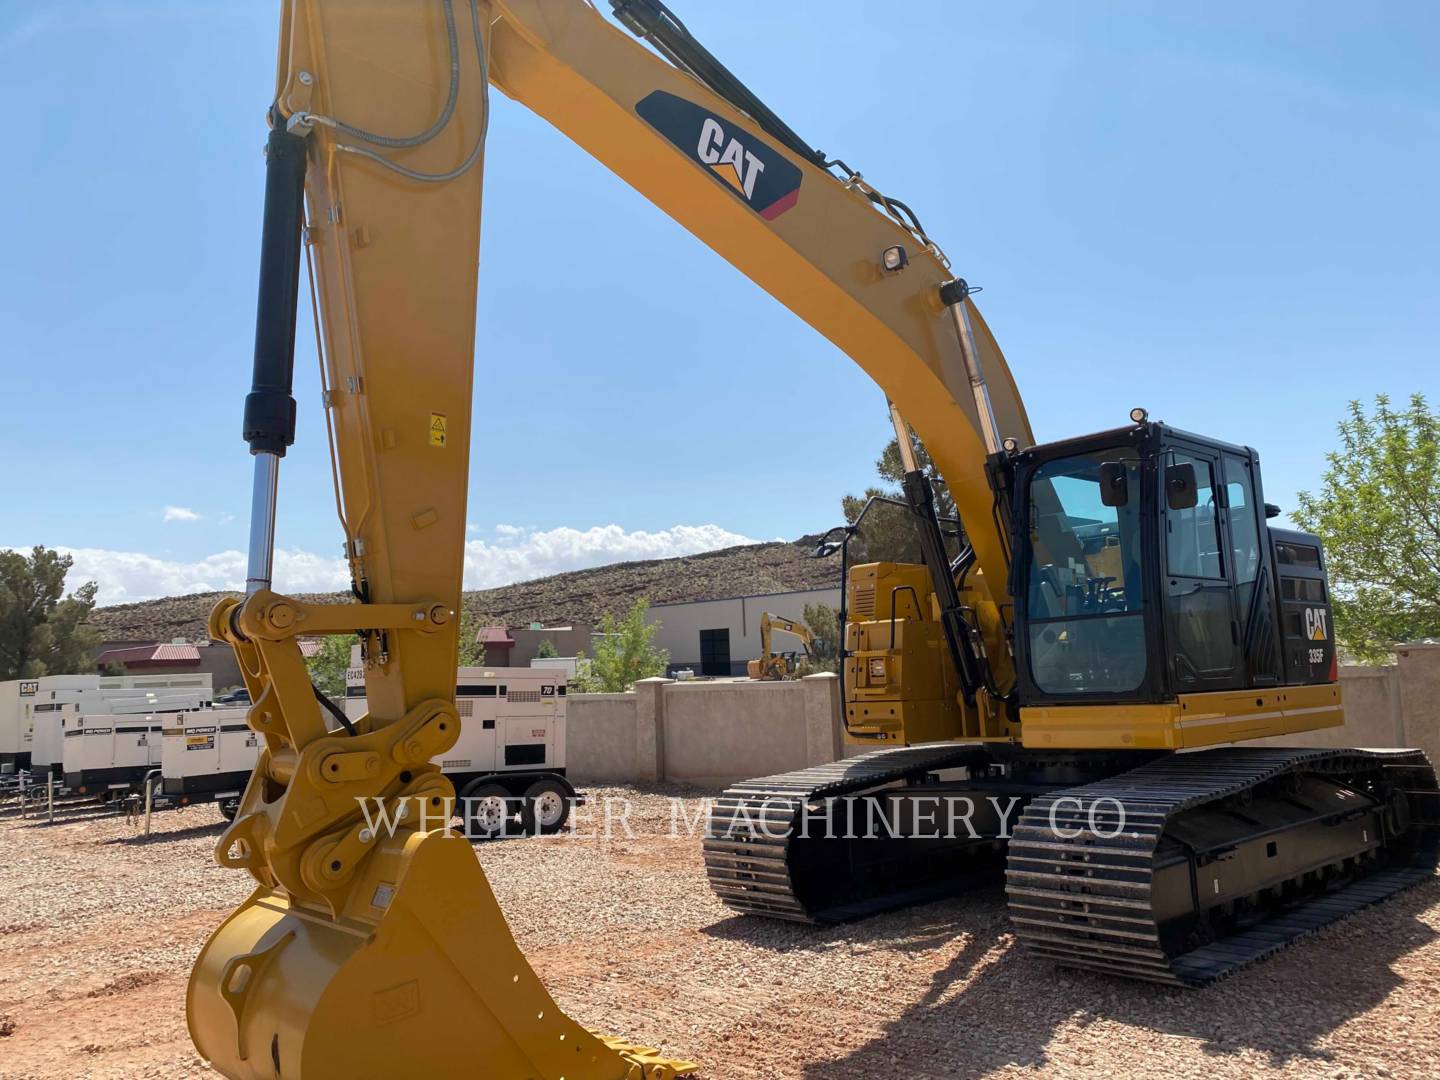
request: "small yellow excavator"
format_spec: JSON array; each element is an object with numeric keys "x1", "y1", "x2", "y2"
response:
[
  {"x1": 192, "y1": 1, "x2": 1437, "y2": 1077},
  {"x1": 746, "y1": 612, "x2": 815, "y2": 681}
]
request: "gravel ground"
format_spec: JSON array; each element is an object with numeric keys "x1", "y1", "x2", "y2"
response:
[{"x1": 2, "y1": 786, "x2": 1439, "y2": 1079}]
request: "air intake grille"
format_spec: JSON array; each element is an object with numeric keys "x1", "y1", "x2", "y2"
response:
[
  {"x1": 457, "y1": 700, "x2": 474, "y2": 717},
  {"x1": 508, "y1": 690, "x2": 541, "y2": 703},
  {"x1": 852, "y1": 582, "x2": 876, "y2": 619}
]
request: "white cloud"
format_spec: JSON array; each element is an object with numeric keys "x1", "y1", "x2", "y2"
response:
[
  {"x1": 49, "y1": 547, "x2": 351, "y2": 607},
  {"x1": 34, "y1": 523, "x2": 758, "y2": 606},
  {"x1": 162, "y1": 506, "x2": 202, "y2": 523}
]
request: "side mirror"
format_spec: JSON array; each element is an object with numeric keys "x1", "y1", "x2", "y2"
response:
[
  {"x1": 1165, "y1": 462, "x2": 1198, "y2": 510},
  {"x1": 1264, "y1": 502, "x2": 1282, "y2": 519},
  {"x1": 1098, "y1": 461, "x2": 1130, "y2": 508}
]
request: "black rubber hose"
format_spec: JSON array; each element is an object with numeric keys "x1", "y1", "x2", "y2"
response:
[{"x1": 313, "y1": 682, "x2": 358, "y2": 737}]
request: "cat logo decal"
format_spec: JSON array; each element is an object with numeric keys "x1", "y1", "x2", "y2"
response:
[{"x1": 636, "y1": 91, "x2": 802, "y2": 220}]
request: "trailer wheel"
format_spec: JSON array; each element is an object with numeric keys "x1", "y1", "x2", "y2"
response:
[
  {"x1": 520, "y1": 778, "x2": 571, "y2": 835},
  {"x1": 218, "y1": 798, "x2": 240, "y2": 822},
  {"x1": 461, "y1": 782, "x2": 514, "y2": 840}
]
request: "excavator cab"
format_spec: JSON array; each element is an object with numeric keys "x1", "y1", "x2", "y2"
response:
[{"x1": 1003, "y1": 417, "x2": 1340, "y2": 741}]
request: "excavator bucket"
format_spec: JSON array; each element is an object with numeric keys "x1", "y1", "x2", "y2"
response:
[{"x1": 189, "y1": 824, "x2": 696, "y2": 1079}]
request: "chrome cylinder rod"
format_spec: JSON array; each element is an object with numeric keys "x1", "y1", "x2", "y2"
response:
[
  {"x1": 245, "y1": 452, "x2": 280, "y2": 595},
  {"x1": 940, "y1": 279, "x2": 1002, "y2": 456}
]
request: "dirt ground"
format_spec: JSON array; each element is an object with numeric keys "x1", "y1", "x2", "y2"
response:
[{"x1": 2, "y1": 785, "x2": 1438, "y2": 1080}]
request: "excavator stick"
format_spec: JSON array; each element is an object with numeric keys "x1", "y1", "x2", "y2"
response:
[
  {"x1": 188, "y1": 1, "x2": 696, "y2": 1074},
  {"x1": 190, "y1": 598, "x2": 694, "y2": 1079}
]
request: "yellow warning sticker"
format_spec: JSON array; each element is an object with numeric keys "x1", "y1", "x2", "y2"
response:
[{"x1": 429, "y1": 413, "x2": 447, "y2": 447}]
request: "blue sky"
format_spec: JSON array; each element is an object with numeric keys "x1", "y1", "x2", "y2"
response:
[{"x1": 1, "y1": 1, "x2": 1436, "y2": 604}]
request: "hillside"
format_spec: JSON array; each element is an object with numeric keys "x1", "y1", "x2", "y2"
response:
[{"x1": 84, "y1": 538, "x2": 838, "y2": 643}]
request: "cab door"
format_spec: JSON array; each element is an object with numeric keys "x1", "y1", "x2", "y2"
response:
[
  {"x1": 1162, "y1": 446, "x2": 1244, "y2": 691},
  {"x1": 1221, "y1": 452, "x2": 1283, "y2": 685}
]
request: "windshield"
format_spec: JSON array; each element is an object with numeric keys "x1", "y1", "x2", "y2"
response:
[{"x1": 1025, "y1": 450, "x2": 1146, "y2": 695}]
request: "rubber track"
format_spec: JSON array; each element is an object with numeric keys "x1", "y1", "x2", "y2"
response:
[
  {"x1": 1006, "y1": 747, "x2": 1440, "y2": 986},
  {"x1": 704, "y1": 742, "x2": 992, "y2": 922}
]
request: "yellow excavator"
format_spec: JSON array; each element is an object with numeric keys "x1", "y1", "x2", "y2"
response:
[
  {"x1": 193, "y1": 0, "x2": 1438, "y2": 1076},
  {"x1": 746, "y1": 612, "x2": 815, "y2": 681}
]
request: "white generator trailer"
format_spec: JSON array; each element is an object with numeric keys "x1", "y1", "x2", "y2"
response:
[
  {"x1": 33, "y1": 681, "x2": 212, "y2": 783},
  {"x1": 159, "y1": 707, "x2": 258, "y2": 819},
  {"x1": 62, "y1": 697, "x2": 208, "y2": 794},
  {"x1": 33, "y1": 694, "x2": 210, "y2": 789},
  {"x1": 1, "y1": 675, "x2": 95, "y2": 772},
  {"x1": 3, "y1": 676, "x2": 210, "y2": 777},
  {"x1": 345, "y1": 661, "x2": 574, "y2": 837}
]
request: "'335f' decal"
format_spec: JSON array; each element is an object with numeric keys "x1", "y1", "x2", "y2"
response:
[{"x1": 635, "y1": 91, "x2": 802, "y2": 220}]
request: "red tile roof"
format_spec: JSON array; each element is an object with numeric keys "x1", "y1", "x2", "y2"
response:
[{"x1": 96, "y1": 643, "x2": 201, "y2": 669}]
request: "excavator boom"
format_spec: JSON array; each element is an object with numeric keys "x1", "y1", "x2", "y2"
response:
[
  {"x1": 192, "y1": 1, "x2": 1031, "y2": 1075},
  {"x1": 487, "y1": 0, "x2": 1031, "y2": 606}
]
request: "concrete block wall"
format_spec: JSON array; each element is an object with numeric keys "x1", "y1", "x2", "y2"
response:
[
  {"x1": 567, "y1": 648, "x2": 1440, "y2": 788},
  {"x1": 567, "y1": 673, "x2": 844, "y2": 788},
  {"x1": 1395, "y1": 643, "x2": 1440, "y2": 764},
  {"x1": 1248, "y1": 665, "x2": 1403, "y2": 752},
  {"x1": 1244, "y1": 644, "x2": 1439, "y2": 763},
  {"x1": 564, "y1": 693, "x2": 643, "y2": 784}
]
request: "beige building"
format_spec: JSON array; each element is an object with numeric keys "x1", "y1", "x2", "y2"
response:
[
  {"x1": 471, "y1": 624, "x2": 597, "y2": 667},
  {"x1": 647, "y1": 587, "x2": 841, "y2": 677},
  {"x1": 509, "y1": 624, "x2": 596, "y2": 667}
]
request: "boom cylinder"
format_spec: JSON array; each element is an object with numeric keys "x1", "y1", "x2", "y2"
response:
[{"x1": 242, "y1": 121, "x2": 308, "y2": 594}]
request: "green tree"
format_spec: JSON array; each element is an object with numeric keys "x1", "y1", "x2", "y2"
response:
[
  {"x1": 797, "y1": 602, "x2": 840, "y2": 674},
  {"x1": 841, "y1": 429, "x2": 955, "y2": 524},
  {"x1": 457, "y1": 607, "x2": 487, "y2": 667},
  {"x1": 1294, "y1": 394, "x2": 1440, "y2": 662},
  {"x1": 536, "y1": 638, "x2": 558, "y2": 659},
  {"x1": 571, "y1": 599, "x2": 669, "y2": 692},
  {"x1": 0, "y1": 546, "x2": 101, "y2": 680},
  {"x1": 305, "y1": 636, "x2": 353, "y2": 698},
  {"x1": 839, "y1": 424, "x2": 960, "y2": 566}
]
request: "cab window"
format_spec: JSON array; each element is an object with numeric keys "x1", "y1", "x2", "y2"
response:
[
  {"x1": 1224, "y1": 455, "x2": 1260, "y2": 586},
  {"x1": 1025, "y1": 450, "x2": 1146, "y2": 695},
  {"x1": 1165, "y1": 453, "x2": 1223, "y2": 579}
]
